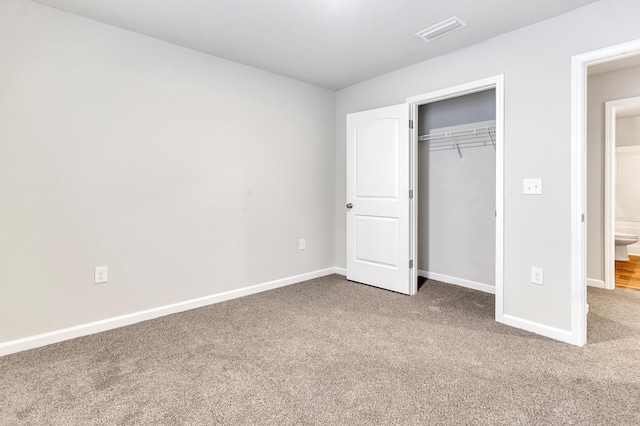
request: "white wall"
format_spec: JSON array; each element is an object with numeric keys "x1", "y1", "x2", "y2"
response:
[
  {"x1": 587, "y1": 66, "x2": 640, "y2": 281},
  {"x1": 418, "y1": 92, "x2": 496, "y2": 287},
  {"x1": 616, "y1": 146, "x2": 640, "y2": 221},
  {"x1": 335, "y1": 0, "x2": 640, "y2": 332},
  {"x1": 615, "y1": 139, "x2": 640, "y2": 256},
  {"x1": 0, "y1": 0, "x2": 335, "y2": 344},
  {"x1": 616, "y1": 116, "x2": 640, "y2": 146},
  {"x1": 615, "y1": 117, "x2": 640, "y2": 256}
]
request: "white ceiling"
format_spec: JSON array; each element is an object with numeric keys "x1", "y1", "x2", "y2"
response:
[{"x1": 32, "y1": 0, "x2": 601, "y2": 90}]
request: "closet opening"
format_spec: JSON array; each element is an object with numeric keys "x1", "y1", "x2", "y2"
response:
[
  {"x1": 417, "y1": 90, "x2": 496, "y2": 292},
  {"x1": 407, "y1": 76, "x2": 504, "y2": 321}
]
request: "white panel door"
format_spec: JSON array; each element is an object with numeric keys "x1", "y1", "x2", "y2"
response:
[{"x1": 346, "y1": 103, "x2": 411, "y2": 294}]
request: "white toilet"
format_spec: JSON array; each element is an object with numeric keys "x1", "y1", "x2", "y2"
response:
[{"x1": 615, "y1": 232, "x2": 639, "y2": 261}]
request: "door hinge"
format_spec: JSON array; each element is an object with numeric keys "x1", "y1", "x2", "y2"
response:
[
  {"x1": 409, "y1": 120, "x2": 414, "y2": 129},
  {"x1": 409, "y1": 189, "x2": 414, "y2": 199},
  {"x1": 582, "y1": 213, "x2": 585, "y2": 223},
  {"x1": 409, "y1": 259, "x2": 414, "y2": 269}
]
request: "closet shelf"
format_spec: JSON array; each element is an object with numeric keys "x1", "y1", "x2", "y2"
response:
[{"x1": 419, "y1": 125, "x2": 496, "y2": 158}]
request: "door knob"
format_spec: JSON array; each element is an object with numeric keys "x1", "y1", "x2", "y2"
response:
[{"x1": 346, "y1": 203, "x2": 353, "y2": 209}]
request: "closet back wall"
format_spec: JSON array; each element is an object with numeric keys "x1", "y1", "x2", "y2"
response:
[{"x1": 418, "y1": 91, "x2": 496, "y2": 288}]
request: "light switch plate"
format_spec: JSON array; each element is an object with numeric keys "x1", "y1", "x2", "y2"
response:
[
  {"x1": 95, "y1": 266, "x2": 108, "y2": 284},
  {"x1": 523, "y1": 178, "x2": 542, "y2": 195}
]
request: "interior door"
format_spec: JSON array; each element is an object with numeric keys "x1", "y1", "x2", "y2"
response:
[{"x1": 346, "y1": 103, "x2": 412, "y2": 295}]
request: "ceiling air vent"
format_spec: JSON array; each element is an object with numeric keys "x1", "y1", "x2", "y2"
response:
[{"x1": 415, "y1": 16, "x2": 466, "y2": 43}]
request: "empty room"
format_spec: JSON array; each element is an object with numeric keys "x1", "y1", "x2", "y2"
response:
[{"x1": 1, "y1": 0, "x2": 640, "y2": 424}]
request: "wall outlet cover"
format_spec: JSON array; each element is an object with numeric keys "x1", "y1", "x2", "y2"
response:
[
  {"x1": 531, "y1": 267, "x2": 543, "y2": 285},
  {"x1": 523, "y1": 178, "x2": 543, "y2": 195}
]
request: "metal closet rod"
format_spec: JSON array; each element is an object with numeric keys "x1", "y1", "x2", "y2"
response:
[{"x1": 419, "y1": 125, "x2": 496, "y2": 159}]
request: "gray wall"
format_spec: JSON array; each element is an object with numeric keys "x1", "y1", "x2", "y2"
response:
[
  {"x1": 335, "y1": 0, "x2": 640, "y2": 332},
  {"x1": 418, "y1": 91, "x2": 496, "y2": 285},
  {"x1": 617, "y1": 116, "x2": 640, "y2": 147},
  {"x1": 418, "y1": 90, "x2": 496, "y2": 134},
  {"x1": 0, "y1": 0, "x2": 336, "y2": 344},
  {"x1": 586, "y1": 65, "x2": 640, "y2": 282}
]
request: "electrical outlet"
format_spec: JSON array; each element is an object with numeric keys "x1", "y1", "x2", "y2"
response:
[
  {"x1": 531, "y1": 267, "x2": 543, "y2": 285},
  {"x1": 95, "y1": 266, "x2": 108, "y2": 284},
  {"x1": 523, "y1": 178, "x2": 543, "y2": 195},
  {"x1": 299, "y1": 239, "x2": 306, "y2": 250}
]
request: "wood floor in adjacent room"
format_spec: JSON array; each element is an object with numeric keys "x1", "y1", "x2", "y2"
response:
[{"x1": 615, "y1": 254, "x2": 640, "y2": 290}]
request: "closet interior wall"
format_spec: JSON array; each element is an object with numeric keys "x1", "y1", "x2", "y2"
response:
[{"x1": 418, "y1": 90, "x2": 496, "y2": 288}]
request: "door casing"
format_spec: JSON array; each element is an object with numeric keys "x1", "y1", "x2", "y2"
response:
[{"x1": 571, "y1": 38, "x2": 640, "y2": 347}]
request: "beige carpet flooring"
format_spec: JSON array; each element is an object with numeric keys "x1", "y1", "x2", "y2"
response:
[{"x1": 1, "y1": 275, "x2": 639, "y2": 425}]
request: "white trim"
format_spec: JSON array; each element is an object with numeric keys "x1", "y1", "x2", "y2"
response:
[
  {"x1": 334, "y1": 267, "x2": 347, "y2": 276},
  {"x1": 605, "y1": 97, "x2": 640, "y2": 290},
  {"x1": 502, "y1": 314, "x2": 574, "y2": 345},
  {"x1": 407, "y1": 75, "x2": 505, "y2": 322},
  {"x1": 0, "y1": 267, "x2": 336, "y2": 357},
  {"x1": 494, "y1": 75, "x2": 505, "y2": 322},
  {"x1": 406, "y1": 76, "x2": 501, "y2": 104},
  {"x1": 418, "y1": 270, "x2": 495, "y2": 294},
  {"x1": 409, "y1": 103, "x2": 418, "y2": 296},
  {"x1": 571, "y1": 53, "x2": 588, "y2": 347},
  {"x1": 605, "y1": 100, "x2": 615, "y2": 290},
  {"x1": 571, "y1": 38, "x2": 640, "y2": 347},
  {"x1": 587, "y1": 278, "x2": 606, "y2": 289}
]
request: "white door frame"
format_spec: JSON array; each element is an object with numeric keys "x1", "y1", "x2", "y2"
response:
[
  {"x1": 604, "y1": 96, "x2": 640, "y2": 290},
  {"x1": 571, "y1": 39, "x2": 640, "y2": 347},
  {"x1": 406, "y1": 75, "x2": 505, "y2": 322}
]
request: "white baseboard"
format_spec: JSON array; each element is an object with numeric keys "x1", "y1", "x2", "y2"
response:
[
  {"x1": 334, "y1": 267, "x2": 347, "y2": 276},
  {"x1": 0, "y1": 267, "x2": 336, "y2": 357},
  {"x1": 419, "y1": 270, "x2": 495, "y2": 294},
  {"x1": 587, "y1": 278, "x2": 605, "y2": 288},
  {"x1": 501, "y1": 314, "x2": 574, "y2": 345}
]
